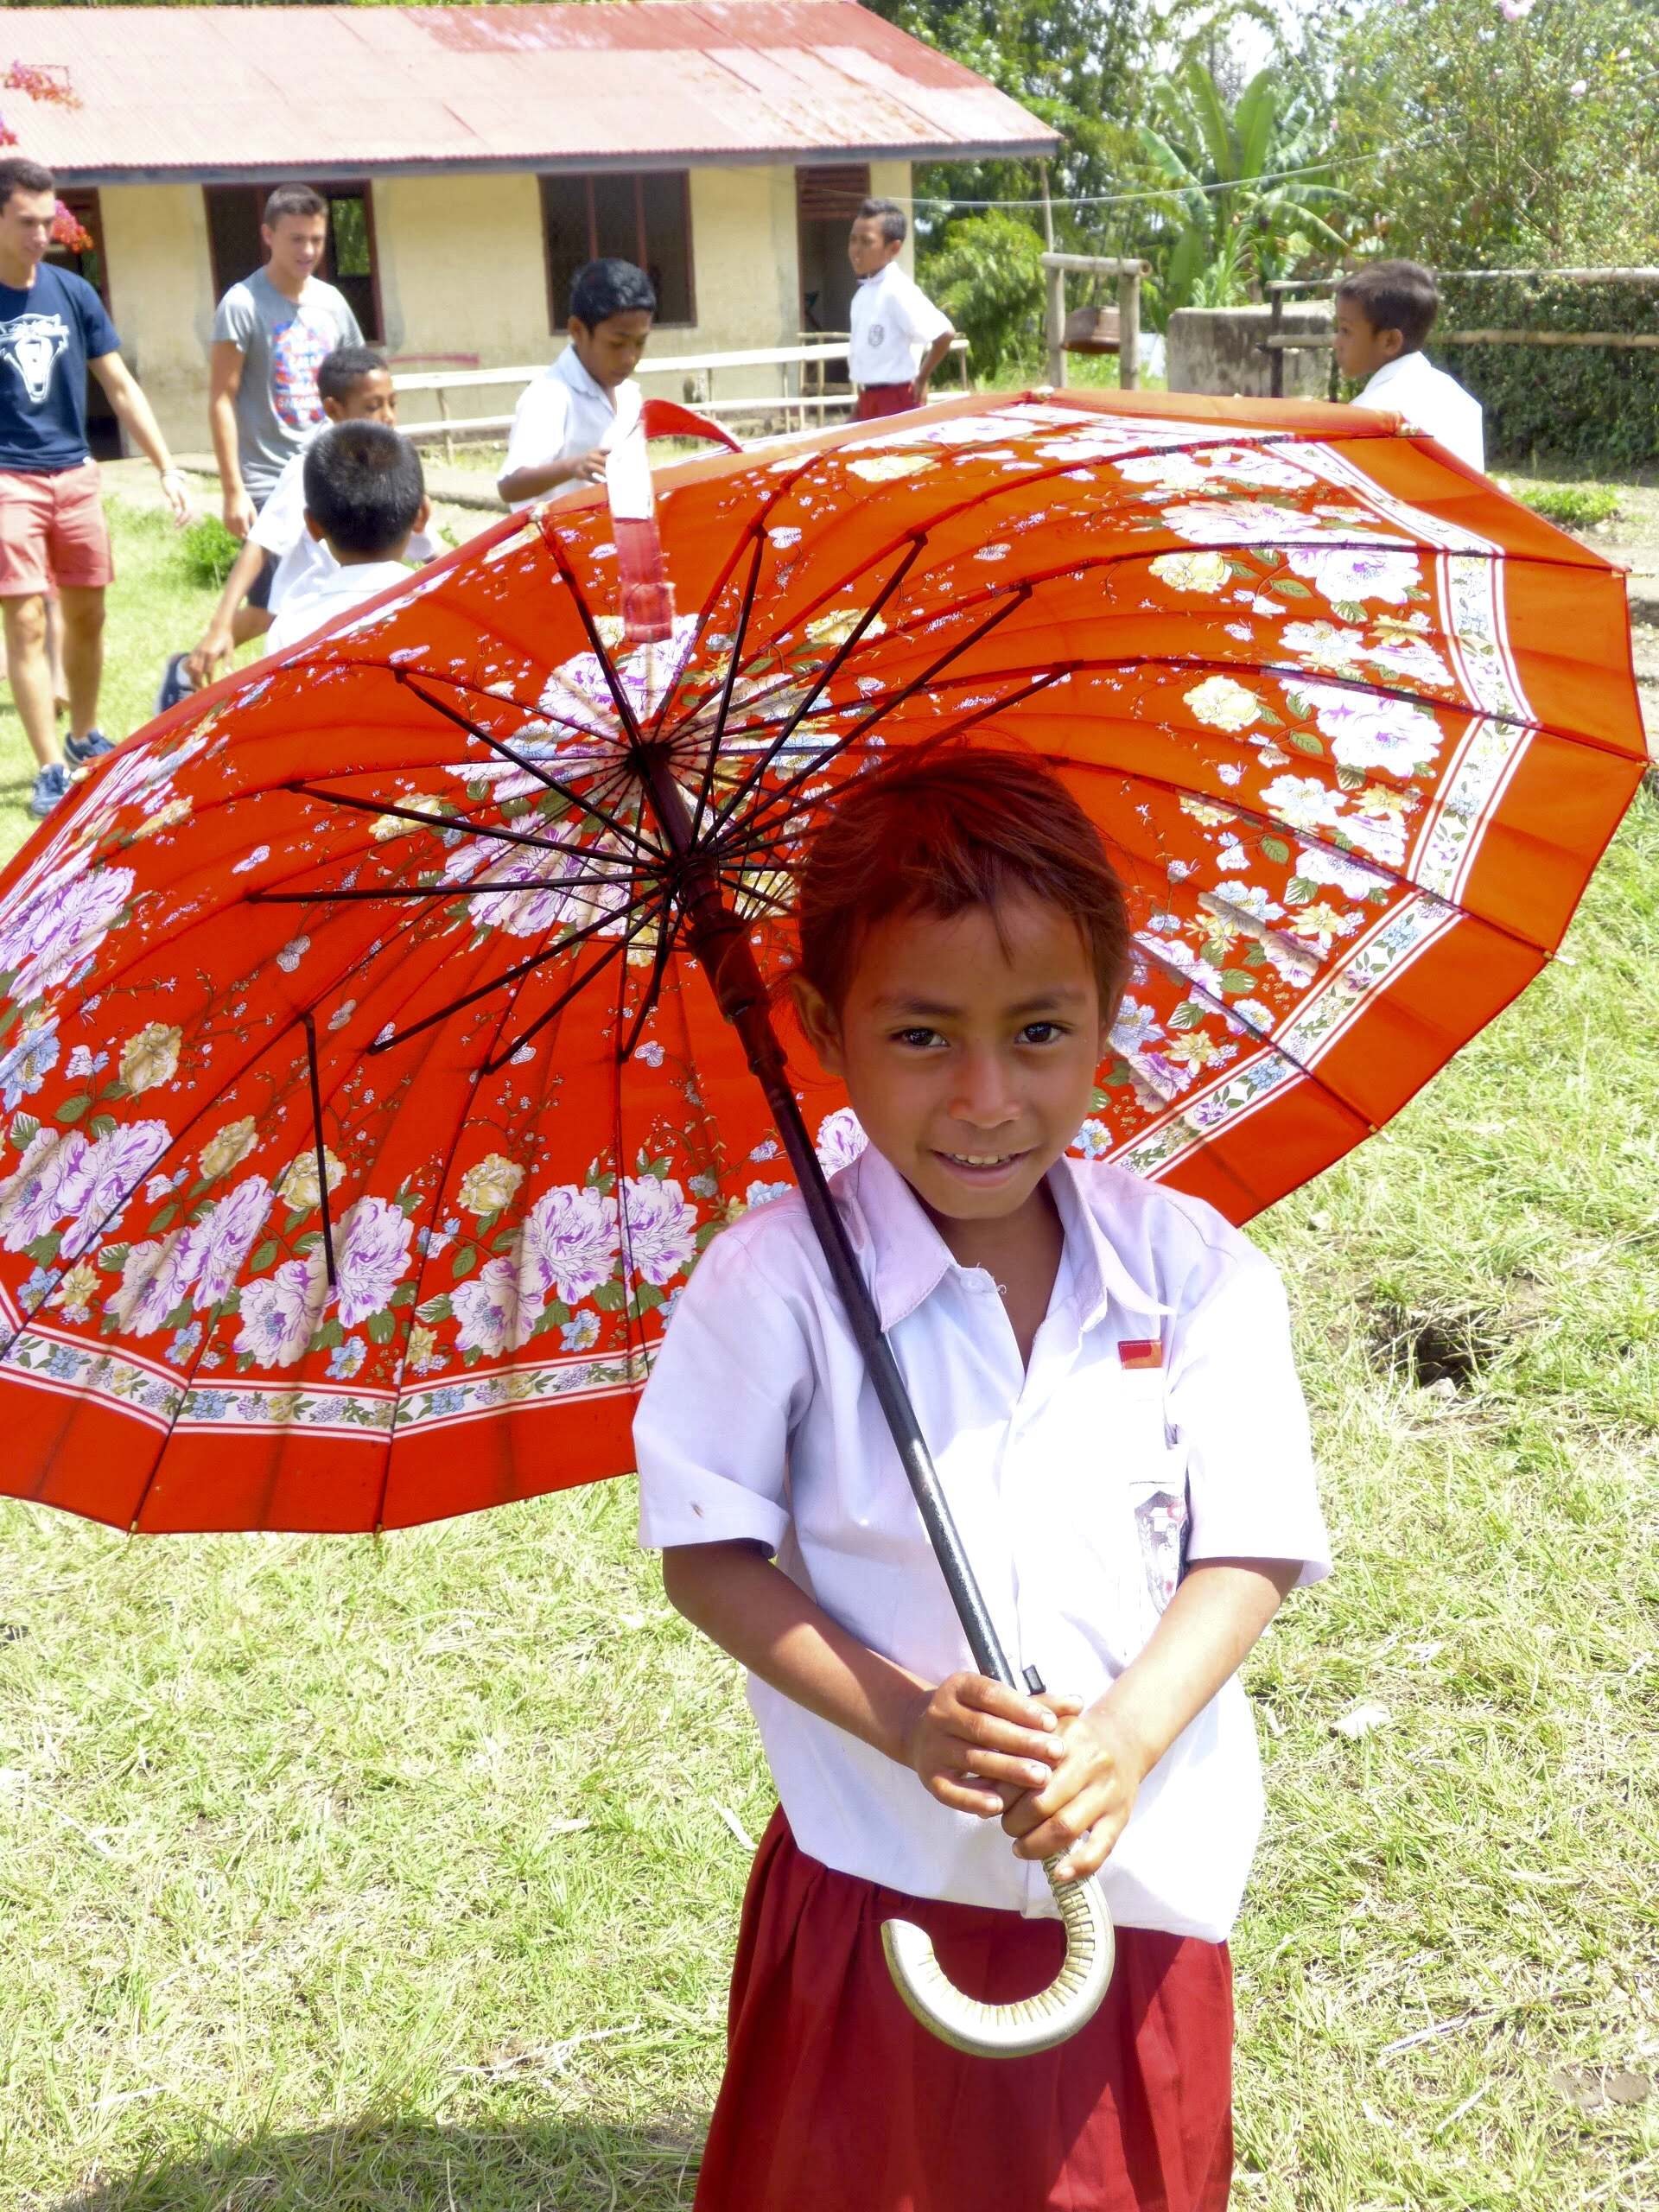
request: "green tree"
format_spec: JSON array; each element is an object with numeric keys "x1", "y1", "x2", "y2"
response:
[
  {"x1": 1137, "y1": 59, "x2": 1350, "y2": 315},
  {"x1": 1329, "y1": 0, "x2": 1659, "y2": 266}
]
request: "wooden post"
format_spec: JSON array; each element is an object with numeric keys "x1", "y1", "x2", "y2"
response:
[
  {"x1": 1118, "y1": 264, "x2": 1141, "y2": 391},
  {"x1": 1046, "y1": 262, "x2": 1067, "y2": 389},
  {"x1": 438, "y1": 387, "x2": 454, "y2": 466},
  {"x1": 1268, "y1": 288, "x2": 1285, "y2": 400}
]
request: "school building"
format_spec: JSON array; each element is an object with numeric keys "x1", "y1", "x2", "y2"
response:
[{"x1": 10, "y1": 1, "x2": 1055, "y2": 454}]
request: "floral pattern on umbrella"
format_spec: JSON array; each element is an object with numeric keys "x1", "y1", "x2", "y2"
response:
[{"x1": 0, "y1": 390, "x2": 1643, "y2": 1530}]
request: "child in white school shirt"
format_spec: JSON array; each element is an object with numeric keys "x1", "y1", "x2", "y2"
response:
[
  {"x1": 1335, "y1": 259, "x2": 1485, "y2": 473},
  {"x1": 263, "y1": 420, "x2": 429, "y2": 657},
  {"x1": 497, "y1": 257, "x2": 654, "y2": 512},
  {"x1": 847, "y1": 197, "x2": 956, "y2": 421},
  {"x1": 634, "y1": 742, "x2": 1330, "y2": 2212}
]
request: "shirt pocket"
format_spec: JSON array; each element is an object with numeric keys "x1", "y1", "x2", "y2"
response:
[{"x1": 1035, "y1": 1368, "x2": 1189, "y2": 1649}]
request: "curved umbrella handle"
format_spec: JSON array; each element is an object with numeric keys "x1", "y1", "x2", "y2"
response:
[{"x1": 880, "y1": 1856, "x2": 1116, "y2": 2059}]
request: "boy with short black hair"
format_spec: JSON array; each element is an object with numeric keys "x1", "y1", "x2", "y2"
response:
[
  {"x1": 1334, "y1": 259, "x2": 1484, "y2": 473},
  {"x1": 497, "y1": 257, "x2": 655, "y2": 509},
  {"x1": 263, "y1": 420, "x2": 429, "y2": 657},
  {"x1": 209, "y1": 181, "x2": 364, "y2": 548},
  {"x1": 157, "y1": 343, "x2": 436, "y2": 704},
  {"x1": 847, "y1": 198, "x2": 954, "y2": 422}
]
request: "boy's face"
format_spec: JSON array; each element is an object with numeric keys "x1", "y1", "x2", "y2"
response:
[
  {"x1": 568, "y1": 308, "x2": 652, "y2": 390},
  {"x1": 848, "y1": 215, "x2": 904, "y2": 278},
  {"x1": 0, "y1": 188, "x2": 56, "y2": 271},
  {"x1": 323, "y1": 369, "x2": 397, "y2": 426},
  {"x1": 263, "y1": 213, "x2": 327, "y2": 286},
  {"x1": 1333, "y1": 296, "x2": 1405, "y2": 381},
  {"x1": 796, "y1": 895, "x2": 1109, "y2": 1231}
]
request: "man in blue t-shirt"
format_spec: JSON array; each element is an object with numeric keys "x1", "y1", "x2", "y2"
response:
[{"x1": 0, "y1": 156, "x2": 191, "y2": 818}]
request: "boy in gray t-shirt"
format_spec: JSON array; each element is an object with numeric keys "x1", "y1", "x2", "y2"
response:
[{"x1": 209, "y1": 183, "x2": 362, "y2": 535}]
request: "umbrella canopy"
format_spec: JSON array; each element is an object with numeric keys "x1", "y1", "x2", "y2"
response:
[{"x1": 0, "y1": 388, "x2": 1644, "y2": 1535}]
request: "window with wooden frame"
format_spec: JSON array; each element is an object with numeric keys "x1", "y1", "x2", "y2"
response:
[
  {"x1": 202, "y1": 182, "x2": 384, "y2": 341},
  {"x1": 539, "y1": 171, "x2": 694, "y2": 331}
]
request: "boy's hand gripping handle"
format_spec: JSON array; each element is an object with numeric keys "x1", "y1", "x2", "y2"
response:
[{"x1": 880, "y1": 1859, "x2": 1116, "y2": 2058}]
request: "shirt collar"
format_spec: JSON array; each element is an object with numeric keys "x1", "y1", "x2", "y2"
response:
[
  {"x1": 553, "y1": 346, "x2": 612, "y2": 405},
  {"x1": 843, "y1": 1142, "x2": 1166, "y2": 1333},
  {"x1": 1363, "y1": 353, "x2": 1421, "y2": 397}
]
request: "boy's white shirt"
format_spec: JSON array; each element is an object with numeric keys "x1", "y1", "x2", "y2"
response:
[
  {"x1": 251, "y1": 428, "x2": 437, "y2": 612},
  {"x1": 1357, "y1": 352, "x2": 1485, "y2": 473},
  {"x1": 635, "y1": 1141, "x2": 1330, "y2": 1942},
  {"x1": 499, "y1": 345, "x2": 644, "y2": 511},
  {"x1": 264, "y1": 558, "x2": 416, "y2": 656},
  {"x1": 849, "y1": 261, "x2": 952, "y2": 387}
]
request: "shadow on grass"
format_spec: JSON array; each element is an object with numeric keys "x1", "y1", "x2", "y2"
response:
[{"x1": 53, "y1": 2113, "x2": 702, "y2": 2212}]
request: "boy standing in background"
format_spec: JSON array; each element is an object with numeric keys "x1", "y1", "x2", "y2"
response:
[
  {"x1": 497, "y1": 259, "x2": 654, "y2": 511},
  {"x1": 209, "y1": 184, "x2": 363, "y2": 573},
  {"x1": 847, "y1": 199, "x2": 954, "y2": 422},
  {"x1": 1334, "y1": 261, "x2": 1485, "y2": 473}
]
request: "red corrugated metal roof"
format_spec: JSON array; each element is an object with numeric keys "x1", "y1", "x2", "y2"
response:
[{"x1": 7, "y1": 3, "x2": 1058, "y2": 181}]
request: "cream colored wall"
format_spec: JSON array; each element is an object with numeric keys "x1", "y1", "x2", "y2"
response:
[
  {"x1": 868, "y1": 158, "x2": 918, "y2": 273},
  {"x1": 99, "y1": 185, "x2": 219, "y2": 454},
  {"x1": 96, "y1": 157, "x2": 918, "y2": 451}
]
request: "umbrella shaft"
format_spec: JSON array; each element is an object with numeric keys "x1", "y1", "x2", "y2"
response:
[{"x1": 637, "y1": 750, "x2": 1016, "y2": 1691}]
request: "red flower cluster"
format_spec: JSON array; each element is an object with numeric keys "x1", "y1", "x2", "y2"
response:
[{"x1": 1, "y1": 57, "x2": 79, "y2": 149}]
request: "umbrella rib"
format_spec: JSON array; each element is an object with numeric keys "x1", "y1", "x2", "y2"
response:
[
  {"x1": 689, "y1": 528, "x2": 766, "y2": 845},
  {"x1": 709, "y1": 666, "x2": 1076, "y2": 881},
  {"x1": 616, "y1": 892, "x2": 678, "y2": 1065},
  {"x1": 289, "y1": 783, "x2": 639, "y2": 866},
  {"x1": 483, "y1": 894, "x2": 670, "y2": 1075},
  {"x1": 365, "y1": 885, "x2": 664, "y2": 1058},
  {"x1": 713, "y1": 585, "x2": 1036, "y2": 855},
  {"x1": 703, "y1": 537, "x2": 926, "y2": 836},
  {"x1": 301, "y1": 1011, "x2": 340, "y2": 1289},
  {"x1": 397, "y1": 671, "x2": 658, "y2": 855},
  {"x1": 536, "y1": 523, "x2": 650, "y2": 753},
  {"x1": 252, "y1": 871, "x2": 642, "y2": 904}
]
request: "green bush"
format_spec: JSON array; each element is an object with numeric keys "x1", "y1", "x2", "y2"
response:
[
  {"x1": 179, "y1": 515, "x2": 241, "y2": 591},
  {"x1": 1516, "y1": 481, "x2": 1621, "y2": 531},
  {"x1": 1437, "y1": 275, "x2": 1659, "y2": 473},
  {"x1": 920, "y1": 212, "x2": 1046, "y2": 385}
]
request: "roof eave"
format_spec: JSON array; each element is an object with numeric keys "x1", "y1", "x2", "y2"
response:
[{"x1": 52, "y1": 139, "x2": 1060, "y2": 190}]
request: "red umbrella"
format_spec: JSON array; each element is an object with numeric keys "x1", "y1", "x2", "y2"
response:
[{"x1": 0, "y1": 388, "x2": 1643, "y2": 2049}]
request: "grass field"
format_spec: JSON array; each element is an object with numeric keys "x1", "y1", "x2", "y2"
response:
[{"x1": 0, "y1": 501, "x2": 1656, "y2": 2211}]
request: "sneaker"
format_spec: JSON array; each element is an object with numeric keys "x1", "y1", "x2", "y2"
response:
[
  {"x1": 154, "y1": 653, "x2": 197, "y2": 716},
  {"x1": 28, "y1": 762, "x2": 72, "y2": 818},
  {"x1": 64, "y1": 728, "x2": 115, "y2": 766}
]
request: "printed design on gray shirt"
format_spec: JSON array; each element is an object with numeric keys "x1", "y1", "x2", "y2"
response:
[
  {"x1": 270, "y1": 317, "x2": 329, "y2": 433},
  {"x1": 0, "y1": 312, "x2": 70, "y2": 405},
  {"x1": 1135, "y1": 1488, "x2": 1188, "y2": 1613}
]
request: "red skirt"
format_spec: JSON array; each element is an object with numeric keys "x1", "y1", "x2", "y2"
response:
[
  {"x1": 694, "y1": 1809, "x2": 1233, "y2": 2212},
  {"x1": 855, "y1": 383, "x2": 918, "y2": 420}
]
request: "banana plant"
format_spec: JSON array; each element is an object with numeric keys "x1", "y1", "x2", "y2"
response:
[{"x1": 1138, "y1": 60, "x2": 1350, "y2": 314}]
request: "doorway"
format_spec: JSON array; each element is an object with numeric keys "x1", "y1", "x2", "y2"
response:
[{"x1": 795, "y1": 164, "x2": 870, "y2": 337}]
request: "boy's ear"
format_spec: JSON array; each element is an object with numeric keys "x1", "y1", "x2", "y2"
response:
[
  {"x1": 302, "y1": 509, "x2": 327, "y2": 542},
  {"x1": 1378, "y1": 323, "x2": 1408, "y2": 363},
  {"x1": 322, "y1": 397, "x2": 344, "y2": 423},
  {"x1": 566, "y1": 315, "x2": 591, "y2": 346},
  {"x1": 791, "y1": 974, "x2": 845, "y2": 1076},
  {"x1": 413, "y1": 494, "x2": 432, "y2": 537}
]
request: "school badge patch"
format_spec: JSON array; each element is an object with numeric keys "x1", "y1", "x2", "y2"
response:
[{"x1": 1135, "y1": 1489, "x2": 1188, "y2": 1614}]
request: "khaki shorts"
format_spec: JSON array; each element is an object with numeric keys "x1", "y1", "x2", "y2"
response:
[{"x1": 0, "y1": 461, "x2": 115, "y2": 597}]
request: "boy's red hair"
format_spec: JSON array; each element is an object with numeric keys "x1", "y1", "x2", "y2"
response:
[{"x1": 795, "y1": 741, "x2": 1131, "y2": 1014}]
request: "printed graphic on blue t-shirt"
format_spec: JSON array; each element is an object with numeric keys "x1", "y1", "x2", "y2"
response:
[{"x1": 0, "y1": 264, "x2": 118, "y2": 474}]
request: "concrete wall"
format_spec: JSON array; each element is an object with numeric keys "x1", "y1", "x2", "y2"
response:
[
  {"x1": 95, "y1": 157, "x2": 915, "y2": 453},
  {"x1": 1166, "y1": 303, "x2": 1333, "y2": 401},
  {"x1": 99, "y1": 185, "x2": 220, "y2": 452}
]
